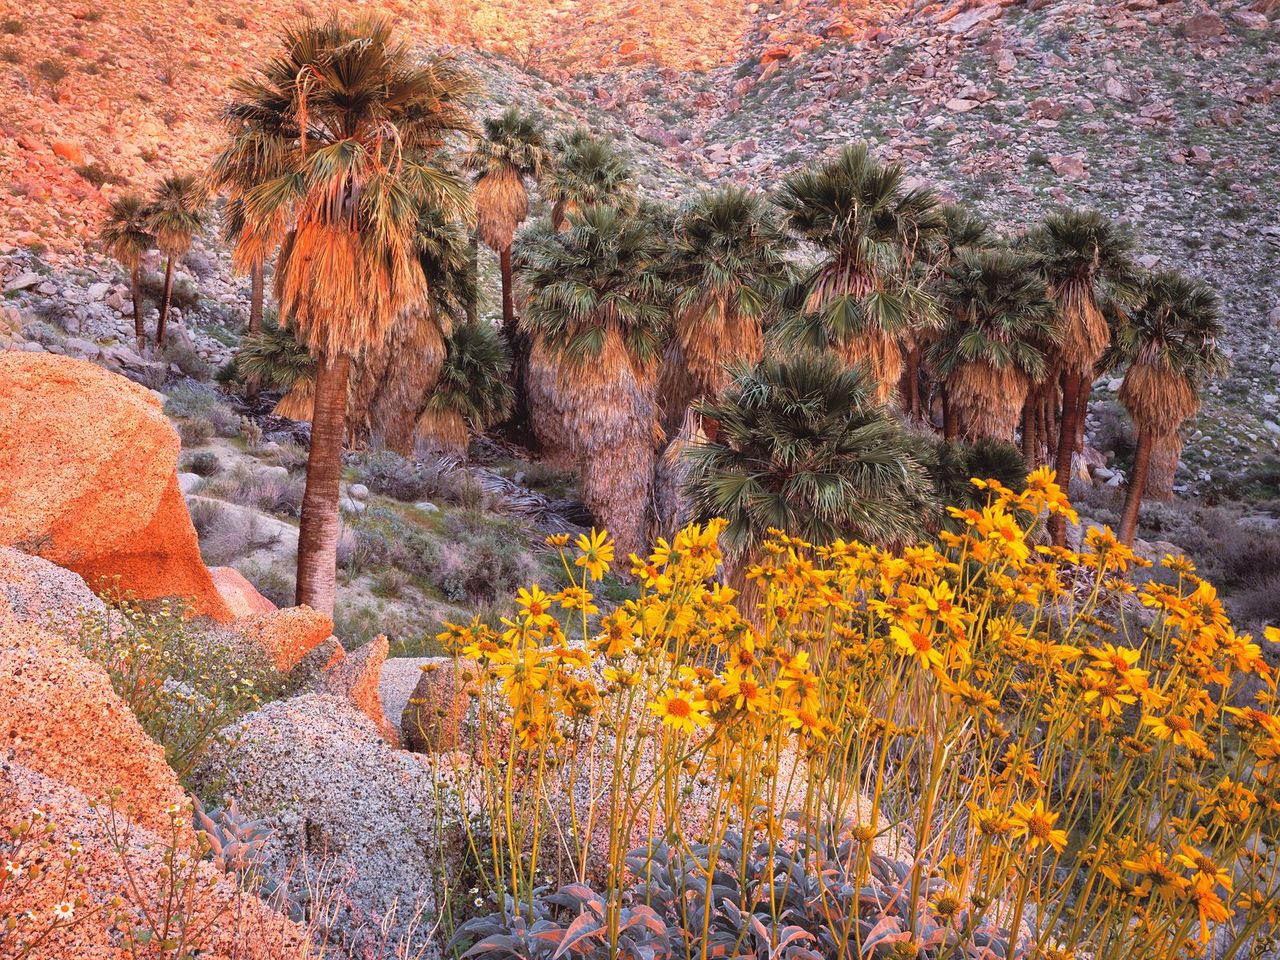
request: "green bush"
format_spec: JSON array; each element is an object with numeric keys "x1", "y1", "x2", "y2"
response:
[
  {"x1": 178, "y1": 416, "x2": 216, "y2": 446},
  {"x1": 164, "y1": 383, "x2": 241, "y2": 437},
  {"x1": 70, "y1": 596, "x2": 272, "y2": 784}
]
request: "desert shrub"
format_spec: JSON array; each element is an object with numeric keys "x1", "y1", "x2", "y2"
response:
[
  {"x1": 162, "y1": 337, "x2": 213, "y2": 380},
  {"x1": 2, "y1": 17, "x2": 23, "y2": 32},
  {"x1": 185, "y1": 450, "x2": 221, "y2": 476},
  {"x1": 438, "y1": 474, "x2": 1280, "y2": 960},
  {"x1": 71, "y1": 597, "x2": 270, "y2": 783},
  {"x1": 177, "y1": 416, "x2": 216, "y2": 446},
  {"x1": 33, "y1": 58, "x2": 67, "y2": 99},
  {"x1": 164, "y1": 382, "x2": 241, "y2": 437},
  {"x1": 263, "y1": 440, "x2": 309, "y2": 473},
  {"x1": 355, "y1": 450, "x2": 452, "y2": 502},
  {"x1": 73, "y1": 162, "x2": 126, "y2": 188},
  {"x1": 139, "y1": 269, "x2": 200, "y2": 312},
  {"x1": 189, "y1": 497, "x2": 286, "y2": 566},
  {"x1": 199, "y1": 465, "x2": 304, "y2": 519},
  {"x1": 430, "y1": 527, "x2": 539, "y2": 605},
  {"x1": 372, "y1": 568, "x2": 410, "y2": 599}
]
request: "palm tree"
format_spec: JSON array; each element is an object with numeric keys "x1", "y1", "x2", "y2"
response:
[
  {"x1": 664, "y1": 186, "x2": 792, "y2": 410},
  {"x1": 466, "y1": 107, "x2": 549, "y2": 331},
  {"x1": 1113, "y1": 271, "x2": 1224, "y2": 545},
  {"x1": 98, "y1": 193, "x2": 155, "y2": 352},
  {"x1": 145, "y1": 173, "x2": 207, "y2": 349},
  {"x1": 416, "y1": 319, "x2": 515, "y2": 456},
  {"x1": 930, "y1": 248, "x2": 1058, "y2": 443},
  {"x1": 1029, "y1": 209, "x2": 1140, "y2": 545},
  {"x1": 684, "y1": 353, "x2": 934, "y2": 577},
  {"x1": 518, "y1": 204, "x2": 667, "y2": 557},
  {"x1": 775, "y1": 142, "x2": 942, "y2": 405},
  {"x1": 209, "y1": 125, "x2": 294, "y2": 394},
  {"x1": 543, "y1": 128, "x2": 636, "y2": 230},
  {"x1": 909, "y1": 203, "x2": 994, "y2": 423},
  {"x1": 356, "y1": 205, "x2": 477, "y2": 455},
  {"x1": 234, "y1": 313, "x2": 316, "y2": 411},
  {"x1": 222, "y1": 15, "x2": 474, "y2": 614},
  {"x1": 917, "y1": 435, "x2": 1028, "y2": 530}
]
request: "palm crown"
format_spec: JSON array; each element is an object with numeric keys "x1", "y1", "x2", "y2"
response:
[
  {"x1": 146, "y1": 174, "x2": 207, "y2": 257},
  {"x1": 225, "y1": 14, "x2": 476, "y2": 360},
  {"x1": 544, "y1": 129, "x2": 636, "y2": 229},
  {"x1": 99, "y1": 193, "x2": 155, "y2": 268},
  {"x1": 685, "y1": 353, "x2": 933, "y2": 561},
  {"x1": 517, "y1": 204, "x2": 668, "y2": 367},
  {"x1": 466, "y1": 106, "x2": 549, "y2": 252}
]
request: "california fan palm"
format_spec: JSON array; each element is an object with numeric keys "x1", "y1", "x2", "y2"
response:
[
  {"x1": 664, "y1": 186, "x2": 792, "y2": 412},
  {"x1": 906, "y1": 204, "x2": 993, "y2": 421},
  {"x1": 930, "y1": 248, "x2": 1058, "y2": 443},
  {"x1": 98, "y1": 193, "x2": 156, "y2": 352},
  {"x1": 221, "y1": 15, "x2": 474, "y2": 613},
  {"x1": 518, "y1": 204, "x2": 667, "y2": 557},
  {"x1": 145, "y1": 173, "x2": 207, "y2": 349},
  {"x1": 1112, "y1": 270, "x2": 1224, "y2": 544},
  {"x1": 775, "y1": 143, "x2": 942, "y2": 405},
  {"x1": 417, "y1": 319, "x2": 515, "y2": 456},
  {"x1": 1029, "y1": 209, "x2": 1140, "y2": 544},
  {"x1": 544, "y1": 128, "x2": 636, "y2": 230},
  {"x1": 684, "y1": 353, "x2": 933, "y2": 600}
]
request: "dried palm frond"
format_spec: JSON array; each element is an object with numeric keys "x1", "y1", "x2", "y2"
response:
[
  {"x1": 274, "y1": 379, "x2": 315, "y2": 420},
  {"x1": 473, "y1": 168, "x2": 528, "y2": 252},
  {"x1": 414, "y1": 406, "x2": 470, "y2": 456},
  {"x1": 367, "y1": 306, "x2": 448, "y2": 454}
]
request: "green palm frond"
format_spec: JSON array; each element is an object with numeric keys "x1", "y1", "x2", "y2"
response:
[
  {"x1": 426, "y1": 320, "x2": 514, "y2": 429},
  {"x1": 465, "y1": 106, "x2": 550, "y2": 181},
  {"x1": 235, "y1": 314, "x2": 316, "y2": 390},
  {"x1": 516, "y1": 204, "x2": 669, "y2": 364},
  {"x1": 145, "y1": 173, "x2": 208, "y2": 257},
  {"x1": 1109, "y1": 270, "x2": 1225, "y2": 385},
  {"x1": 930, "y1": 247, "x2": 1059, "y2": 379},
  {"x1": 1026, "y1": 208, "x2": 1142, "y2": 307},
  {"x1": 544, "y1": 129, "x2": 636, "y2": 224},
  {"x1": 98, "y1": 193, "x2": 155, "y2": 269},
  {"x1": 683, "y1": 353, "x2": 935, "y2": 559}
]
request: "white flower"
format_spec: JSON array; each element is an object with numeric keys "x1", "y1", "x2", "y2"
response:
[
  {"x1": 53, "y1": 902, "x2": 74, "y2": 921},
  {"x1": 4, "y1": 859, "x2": 22, "y2": 878}
]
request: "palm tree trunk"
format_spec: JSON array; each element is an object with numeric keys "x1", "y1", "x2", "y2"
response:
[
  {"x1": 500, "y1": 244, "x2": 515, "y2": 331},
  {"x1": 131, "y1": 265, "x2": 146, "y2": 353},
  {"x1": 246, "y1": 258, "x2": 265, "y2": 401},
  {"x1": 1118, "y1": 428, "x2": 1153, "y2": 546},
  {"x1": 249, "y1": 259, "x2": 265, "y2": 335},
  {"x1": 1021, "y1": 396, "x2": 1036, "y2": 465},
  {"x1": 296, "y1": 353, "x2": 350, "y2": 616},
  {"x1": 467, "y1": 238, "x2": 479, "y2": 325},
  {"x1": 157, "y1": 258, "x2": 175, "y2": 349},
  {"x1": 943, "y1": 389, "x2": 959, "y2": 440},
  {"x1": 1051, "y1": 371, "x2": 1083, "y2": 546},
  {"x1": 901, "y1": 346, "x2": 922, "y2": 420}
]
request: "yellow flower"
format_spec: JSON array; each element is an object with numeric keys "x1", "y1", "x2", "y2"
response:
[
  {"x1": 1183, "y1": 875, "x2": 1230, "y2": 943},
  {"x1": 574, "y1": 528, "x2": 614, "y2": 581},
  {"x1": 649, "y1": 688, "x2": 710, "y2": 735},
  {"x1": 1172, "y1": 844, "x2": 1232, "y2": 892},
  {"x1": 891, "y1": 624, "x2": 945, "y2": 673},
  {"x1": 515, "y1": 585, "x2": 557, "y2": 629},
  {"x1": 780, "y1": 706, "x2": 830, "y2": 741},
  {"x1": 556, "y1": 586, "x2": 598, "y2": 615},
  {"x1": 721, "y1": 669, "x2": 769, "y2": 713},
  {"x1": 1143, "y1": 712, "x2": 1207, "y2": 752},
  {"x1": 1010, "y1": 798, "x2": 1067, "y2": 854}
]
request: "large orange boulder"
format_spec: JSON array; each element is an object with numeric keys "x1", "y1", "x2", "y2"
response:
[
  {"x1": 0, "y1": 353, "x2": 231, "y2": 621},
  {"x1": 235, "y1": 604, "x2": 335, "y2": 672},
  {"x1": 210, "y1": 566, "x2": 278, "y2": 618},
  {"x1": 307, "y1": 635, "x2": 399, "y2": 744},
  {"x1": 0, "y1": 618, "x2": 189, "y2": 835},
  {"x1": 0, "y1": 764, "x2": 305, "y2": 960}
]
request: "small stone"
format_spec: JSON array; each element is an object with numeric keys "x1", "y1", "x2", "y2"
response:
[
  {"x1": 414, "y1": 501, "x2": 440, "y2": 514},
  {"x1": 348, "y1": 482, "x2": 370, "y2": 501},
  {"x1": 5, "y1": 271, "x2": 41, "y2": 292},
  {"x1": 177, "y1": 472, "x2": 203, "y2": 494}
]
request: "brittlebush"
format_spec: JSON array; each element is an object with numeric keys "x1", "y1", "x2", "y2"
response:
[{"x1": 437, "y1": 469, "x2": 1280, "y2": 959}]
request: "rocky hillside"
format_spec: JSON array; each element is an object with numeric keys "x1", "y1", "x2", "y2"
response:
[{"x1": 3, "y1": 0, "x2": 1279, "y2": 494}]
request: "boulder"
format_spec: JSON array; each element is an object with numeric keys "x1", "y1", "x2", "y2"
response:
[
  {"x1": 0, "y1": 764, "x2": 304, "y2": 960},
  {"x1": 306, "y1": 636, "x2": 399, "y2": 744},
  {"x1": 0, "y1": 545, "x2": 108, "y2": 632},
  {"x1": 0, "y1": 619, "x2": 187, "y2": 835},
  {"x1": 0, "y1": 354, "x2": 232, "y2": 621},
  {"x1": 400, "y1": 658, "x2": 480, "y2": 753},
  {"x1": 209, "y1": 565, "x2": 278, "y2": 619},
  {"x1": 234, "y1": 604, "x2": 334, "y2": 672},
  {"x1": 1182, "y1": 12, "x2": 1226, "y2": 39},
  {"x1": 205, "y1": 694, "x2": 469, "y2": 955}
]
